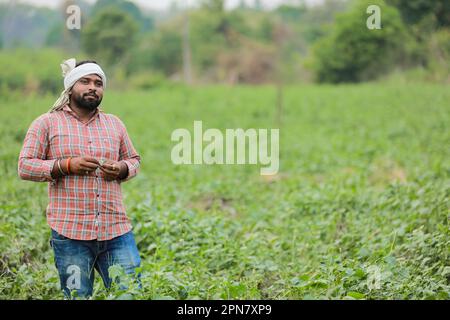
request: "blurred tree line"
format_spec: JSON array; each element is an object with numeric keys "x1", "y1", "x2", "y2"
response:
[
  {"x1": 311, "y1": 0, "x2": 449, "y2": 82},
  {"x1": 0, "y1": 0, "x2": 448, "y2": 95}
]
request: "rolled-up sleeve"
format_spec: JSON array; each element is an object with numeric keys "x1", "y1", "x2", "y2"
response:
[
  {"x1": 18, "y1": 115, "x2": 57, "y2": 183},
  {"x1": 118, "y1": 120, "x2": 140, "y2": 183}
]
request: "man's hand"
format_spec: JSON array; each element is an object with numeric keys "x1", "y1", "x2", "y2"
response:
[
  {"x1": 69, "y1": 157, "x2": 100, "y2": 176},
  {"x1": 99, "y1": 160, "x2": 128, "y2": 181}
]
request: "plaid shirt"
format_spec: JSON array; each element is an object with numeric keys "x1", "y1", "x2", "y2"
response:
[{"x1": 18, "y1": 105, "x2": 140, "y2": 241}]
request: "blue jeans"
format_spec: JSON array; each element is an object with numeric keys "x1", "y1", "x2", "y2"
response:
[{"x1": 50, "y1": 229, "x2": 142, "y2": 298}]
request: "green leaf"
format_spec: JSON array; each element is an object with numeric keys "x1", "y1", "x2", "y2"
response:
[{"x1": 347, "y1": 292, "x2": 365, "y2": 300}]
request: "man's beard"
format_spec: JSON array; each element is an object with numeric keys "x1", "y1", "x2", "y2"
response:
[{"x1": 73, "y1": 92, "x2": 102, "y2": 111}]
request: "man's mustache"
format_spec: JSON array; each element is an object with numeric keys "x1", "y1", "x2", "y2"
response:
[{"x1": 83, "y1": 92, "x2": 99, "y2": 99}]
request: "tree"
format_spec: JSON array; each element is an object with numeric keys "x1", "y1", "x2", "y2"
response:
[
  {"x1": 183, "y1": 9, "x2": 193, "y2": 84},
  {"x1": 253, "y1": 0, "x2": 263, "y2": 11},
  {"x1": 82, "y1": 8, "x2": 138, "y2": 66},
  {"x1": 387, "y1": 0, "x2": 450, "y2": 27},
  {"x1": 311, "y1": 0, "x2": 409, "y2": 83},
  {"x1": 45, "y1": 0, "x2": 92, "y2": 50},
  {"x1": 129, "y1": 27, "x2": 183, "y2": 76},
  {"x1": 386, "y1": 0, "x2": 450, "y2": 68},
  {"x1": 91, "y1": 0, "x2": 154, "y2": 32},
  {"x1": 201, "y1": 0, "x2": 225, "y2": 12}
]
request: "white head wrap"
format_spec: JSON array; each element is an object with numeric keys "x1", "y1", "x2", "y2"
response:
[
  {"x1": 63, "y1": 60, "x2": 106, "y2": 89},
  {"x1": 48, "y1": 58, "x2": 107, "y2": 113}
]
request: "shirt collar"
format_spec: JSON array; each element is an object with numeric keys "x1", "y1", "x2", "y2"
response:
[{"x1": 62, "y1": 104, "x2": 103, "y2": 125}]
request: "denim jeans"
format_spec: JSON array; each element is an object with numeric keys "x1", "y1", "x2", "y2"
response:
[{"x1": 50, "y1": 229, "x2": 142, "y2": 298}]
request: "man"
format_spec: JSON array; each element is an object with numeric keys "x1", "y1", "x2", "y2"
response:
[{"x1": 18, "y1": 59, "x2": 142, "y2": 298}]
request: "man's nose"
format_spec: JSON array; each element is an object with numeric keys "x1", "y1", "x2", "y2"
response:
[{"x1": 86, "y1": 81, "x2": 96, "y2": 90}]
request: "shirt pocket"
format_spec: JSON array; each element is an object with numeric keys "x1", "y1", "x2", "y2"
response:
[{"x1": 92, "y1": 136, "x2": 121, "y2": 162}]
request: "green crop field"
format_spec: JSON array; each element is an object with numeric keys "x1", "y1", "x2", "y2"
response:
[{"x1": 0, "y1": 83, "x2": 449, "y2": 299}]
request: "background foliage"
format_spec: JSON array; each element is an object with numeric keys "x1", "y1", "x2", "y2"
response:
[{"x1": 0, "y1": 0, "x2": 448, "y2": 90}]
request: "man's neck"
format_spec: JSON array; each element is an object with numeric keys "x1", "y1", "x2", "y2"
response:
[{"x1": 69, "y1": 102, "x2": 98, "y2": 123}]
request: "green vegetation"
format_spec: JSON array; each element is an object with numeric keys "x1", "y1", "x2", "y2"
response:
[
  {"x1": 311, "y1": 0, "x2": 408, "y2": 82},
  {"x1": 1, "y1": 83, "x2": 448, "y2": 299},
  {"x1": 82, "y1": 7, "x2": 139, "y2": 66},
  {"x1": 0, "y1": 0, "x2": 448, "y2": 301},
  {"x1": 1, "y1": 0, "x2": 448, "y2": 89}
]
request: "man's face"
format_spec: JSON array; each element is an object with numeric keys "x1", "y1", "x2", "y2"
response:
[{"x1": 70, "y1": 74, "x2": 104, "y2": 111}]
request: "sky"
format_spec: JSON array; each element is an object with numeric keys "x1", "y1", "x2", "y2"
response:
[{"x1": 1, "y1": 0, "x2": 322, "y2": 11}]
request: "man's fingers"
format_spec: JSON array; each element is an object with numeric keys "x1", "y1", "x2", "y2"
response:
[
  {"x1": 99, "y1": 166, "x2": 116, "y2": 175},
  {"x1": 100, "y1": 168, "x2": 118, "y2": 180},
  {"x1": 102, "y1": 164, "x2": 117, "y2": 170},
  {"x1": 83, "y1": 157, "x2": 100, "y2": 165},
  {"x1": 80, "y1": 162, "x2": 99, "y2": 170}
]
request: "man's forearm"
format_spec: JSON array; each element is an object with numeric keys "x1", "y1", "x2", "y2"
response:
[
  {"x1": 118, "y1": 158, "x2": 140, "y2": 182},
  {"x1": 50, "y1": 159, "x2": 66, "y2": 179},
  {"x1": 18, "y1": 158, "x2": 57, "y2": 182}
]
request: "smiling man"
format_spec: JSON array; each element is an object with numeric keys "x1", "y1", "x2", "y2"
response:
[{"x1": 18, "y1": 59, "x2": 142, "y2": 298}]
